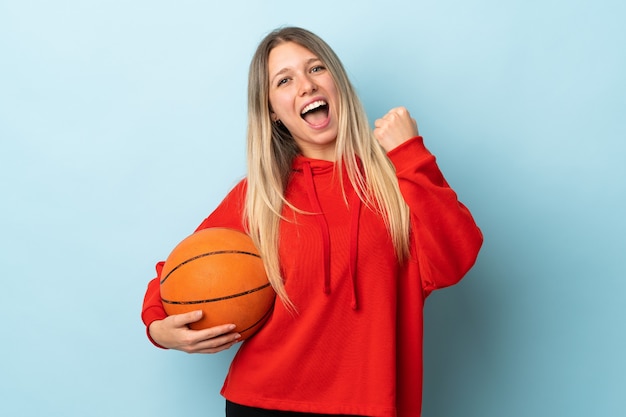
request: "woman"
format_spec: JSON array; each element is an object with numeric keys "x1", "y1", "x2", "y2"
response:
[{"x1": 142, "y1": 26, "x2": 483, "y2": 417}]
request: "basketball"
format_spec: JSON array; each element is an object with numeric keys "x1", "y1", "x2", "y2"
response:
[{"x1": 160, "y1": 227, "x2": 275, "y2": 340}]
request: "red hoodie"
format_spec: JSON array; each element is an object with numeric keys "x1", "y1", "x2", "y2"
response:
[{"x1": 141, "y1": 136, "x2": 483, "y2": 416}]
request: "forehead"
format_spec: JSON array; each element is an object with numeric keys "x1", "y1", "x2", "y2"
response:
[{"x1": 268, "y1": 41, "x2": 319, "y2": 74}]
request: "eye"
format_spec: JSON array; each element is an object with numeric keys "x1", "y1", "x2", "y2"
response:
[
  {"x1": 310, "y1": 65, "x2": 325, "y2": 73},
  {"x1": 277, "y1": 77, "x2": 290, "y2": 87}
]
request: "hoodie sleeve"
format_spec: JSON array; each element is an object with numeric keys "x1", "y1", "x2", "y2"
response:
[
  {"x1": 387, "y1": 136, "x2": 483, "y2": 294},
  {"x1": 140, "y1": 179, "x2": 248, "y2": 347}
]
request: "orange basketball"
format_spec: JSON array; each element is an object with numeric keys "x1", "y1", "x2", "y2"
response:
[{"x1": 160, "y1": 227, "x2": 275, "y2": 340}]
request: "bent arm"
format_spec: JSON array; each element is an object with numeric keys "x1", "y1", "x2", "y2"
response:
[
  {"x1": 388, "y1": 136, "x2": 483, "y2": 293},
  {"x1": 140, "y1": 179, "x2": 249, "y2": 350}
]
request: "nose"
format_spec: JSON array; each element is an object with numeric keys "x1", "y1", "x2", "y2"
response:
[{"x1": 299, "y1": 75, "x2": 317, "y2": 96}]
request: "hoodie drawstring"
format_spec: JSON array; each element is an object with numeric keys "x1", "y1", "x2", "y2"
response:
[
  {"x1": 302, "y1": 162, "x2": 332, "y2": 295},
  {"x1": 348, "y1": 192, "x2": 361, "y2": 310},
  {"x1": 302, "y1": 161, "x2": 361, "y2": 310}
]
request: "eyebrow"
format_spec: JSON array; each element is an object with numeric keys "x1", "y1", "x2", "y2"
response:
[{"x1": 270, "y1": 57, "x2": 322, "y2": 84}]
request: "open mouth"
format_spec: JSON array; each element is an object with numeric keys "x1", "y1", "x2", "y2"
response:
[{"x1": 301, "y1": 100, "x2": 329, "y2": 125}]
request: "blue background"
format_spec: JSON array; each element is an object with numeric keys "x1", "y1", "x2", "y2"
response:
[{"x1": 1, "y1": 0, "x2": 624, "y2": 416}]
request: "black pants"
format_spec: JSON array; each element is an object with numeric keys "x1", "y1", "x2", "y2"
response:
[{"x1": 226, "y1": 400, "x2": 367, "y2": 417}]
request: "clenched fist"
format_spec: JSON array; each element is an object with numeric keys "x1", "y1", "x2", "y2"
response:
[{"x1": 373, "y1": 107, "x2": 419, "y2": 152}]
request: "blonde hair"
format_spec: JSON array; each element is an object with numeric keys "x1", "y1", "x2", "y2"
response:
[{"x1": 245, "y1": 27, "x2": 410, "y2": 310}]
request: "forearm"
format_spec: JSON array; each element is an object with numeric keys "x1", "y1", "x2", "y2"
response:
[{"x1": 388, "y1": 136, "x2": 483, "y2": 289}]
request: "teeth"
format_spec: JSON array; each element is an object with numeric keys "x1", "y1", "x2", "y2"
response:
[{"x1": 301, "y1": 100, "x2": 327, "y2": 115}]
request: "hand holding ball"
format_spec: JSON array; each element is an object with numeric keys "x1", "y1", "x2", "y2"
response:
[{"x1": 160, "y1": 228, "x2": 275, "y2": 341}]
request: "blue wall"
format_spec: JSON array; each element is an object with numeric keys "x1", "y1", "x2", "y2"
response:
[{"x1": 1, "y1": 1, "x2": 624, "y2": 416}]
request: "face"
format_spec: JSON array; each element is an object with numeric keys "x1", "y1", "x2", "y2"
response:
[{"x1": 267, "y1": 41, "x2": 339, "y2": 161}]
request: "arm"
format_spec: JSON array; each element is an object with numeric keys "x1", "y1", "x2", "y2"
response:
[
  {"x1": 141, "y1": 272, "x2": 241, "y2": 353},
  {"x1": 375, "y1": 108, "x2": 483, "y2": 292},
  {"x1": 140, "y1": 180, "x2": 249, "y2": 352}
]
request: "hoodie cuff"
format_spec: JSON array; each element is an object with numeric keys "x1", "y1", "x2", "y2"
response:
[
  {"x1": 386, "y1": 136, "x2": 431, "y2": 169},
  {"x1": 142, "y1": 306, "x2": 168, "y2": 349}
]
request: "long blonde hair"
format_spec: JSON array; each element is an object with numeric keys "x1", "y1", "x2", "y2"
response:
[{"x1": 245, "y1": 27, "x2": 410, "y2": 310}]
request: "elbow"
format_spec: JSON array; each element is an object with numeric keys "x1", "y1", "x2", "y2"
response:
[
  {"x1": 456, "y1": 225, "x2": 483, "y2": 278},
  {"x1": 422, "y1": 225, "x2": 483, "y2": 292}
]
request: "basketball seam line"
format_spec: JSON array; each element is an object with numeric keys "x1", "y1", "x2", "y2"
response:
[
  {"x1": 161, "y1": 282, "x2": 272, "y2": 304},
  {"x1": 159, "y1": 250, "x2": 261, "y2": 285},
  {"x1": 238, "y1": 305, "x2": 274, "y2": 335}
]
